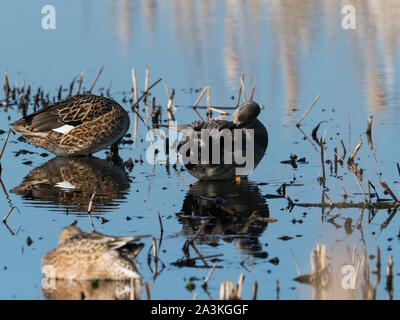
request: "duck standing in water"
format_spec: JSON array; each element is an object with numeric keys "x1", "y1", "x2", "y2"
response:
[
  {"x1": 176, "y1": 101, "x2": 268, "y2": 180},
  {"x1": 9, "y1": 94, "x2": 130, "y2": 157},
  {"x1": 42, "y1": 222, "x2": 148, "y2": 280}
]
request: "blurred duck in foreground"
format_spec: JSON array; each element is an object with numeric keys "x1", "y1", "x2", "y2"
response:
[
  {"x1": 176, "y1": 100, "x2": 268, "y2": 180},
  {"x1": 9, "y1": 94, "x2": 130, "y2": 156},
  {"x1": 42, "y1": 222, "x2": 148, "y2": 280}
]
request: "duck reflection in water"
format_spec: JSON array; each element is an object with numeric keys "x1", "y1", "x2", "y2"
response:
[
  {"x1": 11, "y1": 157, "x2": 131, "y2": 214},
  {"x1": 177, "y1": 180, "x2": 269, "y2": 258},
  {"x1": 42, "y1": 279, "x2": 136, "y2": 300}
]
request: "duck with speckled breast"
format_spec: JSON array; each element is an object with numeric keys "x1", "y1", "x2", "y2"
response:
[{"x1": 9, "y1": 94, "x2": 130, "y2": 160}]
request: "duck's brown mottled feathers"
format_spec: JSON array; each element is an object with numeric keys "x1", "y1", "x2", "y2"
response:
[{"x1": 21, "y1": 94, "x2": 114, "y2": 132}]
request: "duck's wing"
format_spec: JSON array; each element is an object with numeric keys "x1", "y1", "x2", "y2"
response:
[
  {"x1": 82, "y1": 232, "x2": 150, "y2": 250},
  {"x1": 160, "y1": 120, "x2": 232, "y2": 132},
  {"x1": 11, "y1": 94, "x2": 115, "y2": 133}
]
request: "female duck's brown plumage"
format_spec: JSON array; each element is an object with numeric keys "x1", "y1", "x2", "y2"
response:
[
  {"x1": 42, "y1": 222, "x2": 149, "y2": 280},
  {"x1": 9, "y1": 94, "x2": 130, "y2": 156}
]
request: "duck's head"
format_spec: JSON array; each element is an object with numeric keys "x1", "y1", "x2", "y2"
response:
[
  {"x1": 58, "y1": 221, "x2": 82, "y2": 244},
  {"x1": 231, "y1": 101, "x2": 261, "y2": 127}
]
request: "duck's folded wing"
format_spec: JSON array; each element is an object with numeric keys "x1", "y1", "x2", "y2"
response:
[
  {"x1": 157, "y1": 120, "x2": 232, "y2": 132},
  {"x1": 14, "y1": 94, "x2": 114, "y2": 133}
]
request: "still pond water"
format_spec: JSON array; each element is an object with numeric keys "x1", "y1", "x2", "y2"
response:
[{"x1": 0, "y1": 0, "x2": 399, "y2": 299}]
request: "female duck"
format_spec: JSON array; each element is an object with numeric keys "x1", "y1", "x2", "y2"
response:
[
  {"x1": 42, "y1": 222, "x2": 148, "y2": 280},
  {"x1": 9, "y1": 94, "x2": 130, "y2": 156}
]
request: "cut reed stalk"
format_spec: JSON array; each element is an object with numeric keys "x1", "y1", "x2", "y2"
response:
[
  {"x1": 156, "y1": 208, "x2": 164, "y2": 234},
  {"x1": 296, "y1": 94, "x2": 320, "y2": 127},
  {"x1": 235, "y1": 80, "x2": 242, "y2": 108},
  {"x1": 335, "y1": 151, "x2": 367, "y2": 204},
  {"x1": 88, "y1": 65, "x2": 104, "y2": 93},
  {"x1": 2, "y1": 206, "x2": 14, "y2": 223},
  {"x1": 252, "y1": 281, "x2": 258, "y2": 300},
  {"x1": 379, "y1": 180, "x2": 399, "y2": 203},
  {"x1": 348, "y1": 139, "x2": 362, "y2": 164},
  {"x1": 240, "y1": 74, "x2": 246, "y2": 103},
  {"x1": 202, "y1": 262, "x2": 217, "y2": 289},
  {"x1": 144, "y1": 65, "x2": 150, "y2": 120},
  {"x1": 77, "y1": 72, "x2": 84, "y2": 94},
  {"x1": 145, "y1": 282, "x2": 150, "y2": 300}
]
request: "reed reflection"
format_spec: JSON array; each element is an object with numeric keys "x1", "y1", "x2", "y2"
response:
[
  {"x1": 101, "y1": 0, "x2": 399, "y2": 115},
  {"x1": 11, "y1": 157, "x2": 131, "y2": 214}
]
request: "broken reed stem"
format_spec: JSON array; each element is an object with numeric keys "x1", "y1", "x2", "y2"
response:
[
  {"x1": 208, "y1": 106, "x2": 228, "y2": 115},
  {"x1": 106, "y1": 80, "x2": 112, "y2": 97},
  {"x1": 249, "y1": 80, "x2": 256, "y2": 101},
  {"x1": 206, "y1": 87, "x2": 210, "y2": 120},
  {"x1": 379, "y1": 180, "x2": 399, "y2": 203},
  {"x1": 3, "y1": 69, "x2": 10, "y2": 102},
  {"x1": 190, "y1": 242, "x2": 209, "y2": 267},
  {"x1": 58, "y1": 85, "x2": 62, "y2": 101},
  {"x1": 276, "y1": 280, "x2": 280, "y2": 300},
  {"x1": 341, "y1": 139, "x2": 347, "y2": 159},
  {"x1": 145, "y1": 65, "x2": 150, "y2": 121},
  {"x1": 366, "y1": 116, "x2": 373, "y2": 149},
  {"x1": 334, "y1": 148, "x2": 338, "y2": 175},
  {"x1": 236, "y1": 273, "x2": 244, "y2": 299},
  {"x1": 190, "y1": 219, "x2": 210, "y2": 242},
  {"x1": 68, "y1": 78, "x2": 75, "y2": 97},
  {"x1": 3, "y1": 206, "x2": 14, "y2": 223},
  {"x1": 296, "y1": 94, "x2": 320, "y2": 127},
  {"x1": 376, "y1": 246, "x2": 381, "y2": 277},
  {"x1": 348, "y1": 139, "x2": 362, "y2": 164},
  {"x1": 368, "y1": 180, "x2": 380, "y2": 201},
  {"x1": 87, "y1": 189, "x2": 97, "y2": 213},
  {"x1": 0, "y1": 128, "x2": 11, "y2": 160},
  {"x1": 296, "y1": 201, "x2": 399, "y2": 209},
  {"x1": 202, "y1": 262, "x2": 217, "y2": 288},
  {"x1": 152, "y1": 237, "x2": 158, "y2": 257},
  {"x1": 87, "y1": 189, "x2": 97, "y2": 231},
  {"x1": 164, "y1": 80, "x2": 171, "y2": 103},
  {"x1": 296, "y1": 125, "x2": 319, "y2": 154},
  {"x1": 192, "y1": 87, "x2": 208, "y2": 122},
  {"x1": 341, "y1": 187, "x2": 348, "y2": 200},
  {"x1": 366, "y1": 116, "x2": 373, "y2": 135},
  {"x1": 323, "y1": 191, "x2": 333, "y2": 206},
  {"x1": 252, "y1": 281, "x2": 258, "y2": 300},
  {"x1": 236, "y1": 80, "x2": 242, "y2": 108},
  {"x1": 156, "y1": 208, "x2": 164, "y2": 234},
  {"x1": 164, "y1": 80, "x2": 175, "y2": 121},
  {"x1": 386, "y1": 256, "x2": 393, "y2": 300},
  {"x1": 397, "y1": 163, "x2": 400, "y2": 177},
  {"x1": 220, "y1": 282, "x2": 225, "y2": 300},
  {"x1": 240, "y1": 74, "x2": 246, "y2": 103},
  {"x1": 88, "y1": 65, "x2": 104, "y2": 93},
  {"x1": 320, "y1": 138, "x2": 326, "y2": 187},
  {"x1": 131, "y1": 78, "x2": 162, "y2": 110},
  {"x1": 145, "y1": 282, "x2": 150, "y2": 300},
  {"x1": 132, "y1": 68, "x2": 139, "y2": 140},
  {"x1": 77, "y1": 71, "x2": 84, "y2": 94},
  {"x1": 3, "y1": 69, "x2": 9, "y2": 92},
  {"x1": 335, "y1": 151, "x2": 367, "y2": 204}
]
